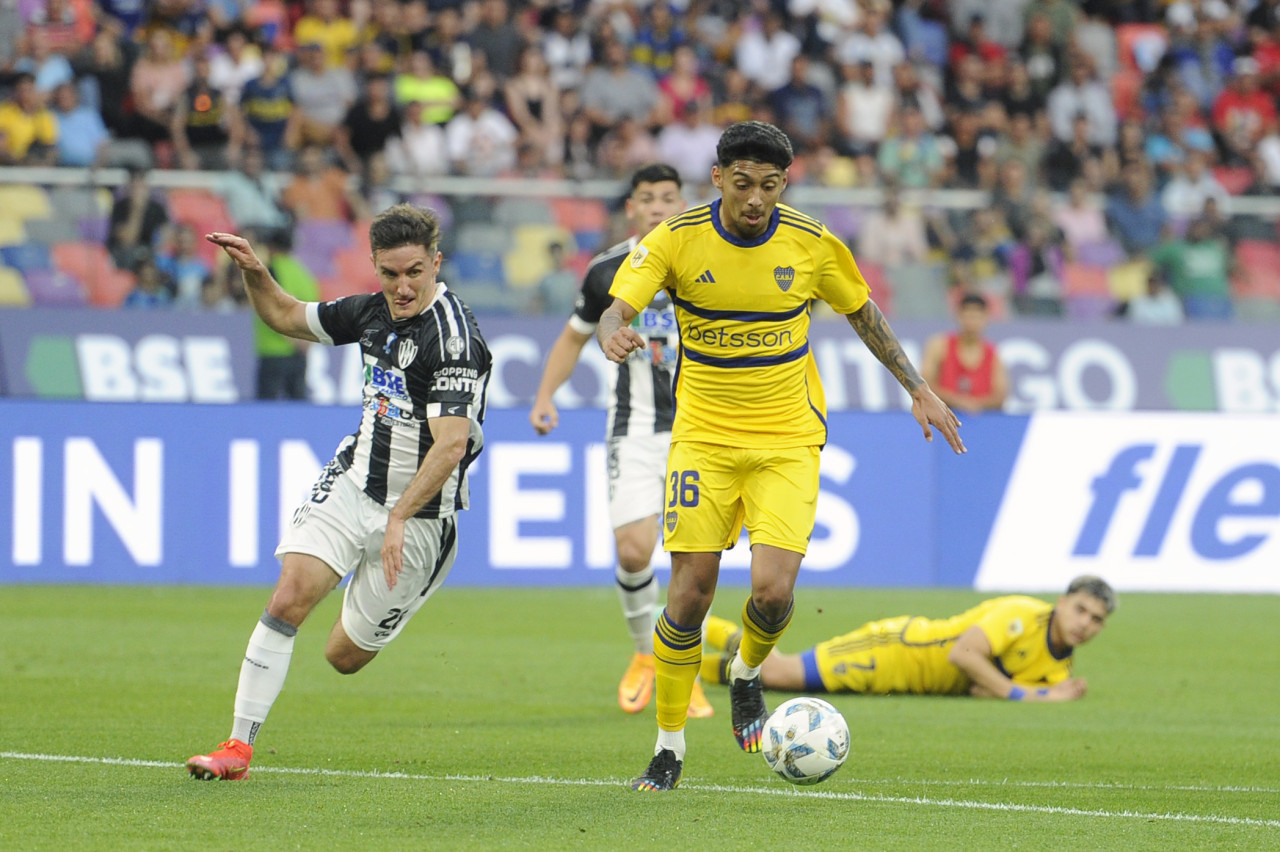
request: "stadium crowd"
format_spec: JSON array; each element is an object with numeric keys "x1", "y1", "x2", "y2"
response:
[{"x1": 2, "y1": 0, "x2": 1280, "y2": 321}]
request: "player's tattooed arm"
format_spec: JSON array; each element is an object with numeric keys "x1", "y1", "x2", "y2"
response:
[
  {"x1": 597, "y1": 298, "x2": 644, "y2": 363},
  {"x1": 846, "y1": 300, "x2": 924, "y2": 392}
]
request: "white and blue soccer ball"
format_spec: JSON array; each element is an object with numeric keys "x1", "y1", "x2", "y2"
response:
[{"x1": 761, "y1": 696, "x2": 850, "y2": 786}]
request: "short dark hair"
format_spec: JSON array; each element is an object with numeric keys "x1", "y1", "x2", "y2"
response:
[
  {"x1": 716, "y1": 121, "x2": 793, "y2": 171},
  {"x1": 631, "y1": 163, "x2": 682, "y2": 191},
  {"x1": 1067, "y1": 575, "x2": 1117, "y2": 614},
  {"x1": 959, "y1": 292, "x2": 988, "y2": 310},
  {"x1": 369, "y1": 204, "x2": 441, "y2": 256}
]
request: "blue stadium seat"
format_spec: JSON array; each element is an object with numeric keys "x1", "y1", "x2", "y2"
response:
[
  {"x1": 448, "y1": 251, "x2": 506, "y2": 285},
  {"x1": 0, "y1": 243, "x2": 52, "y2": 272}
]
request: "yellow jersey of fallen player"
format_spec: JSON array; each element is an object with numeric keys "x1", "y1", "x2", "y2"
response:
[
  {"x1": 609, "y1": 200, "x2": 870, "y2": 449},
  {"x1": 815, "y1": 596, "x2": 1074, "y2": 695}
]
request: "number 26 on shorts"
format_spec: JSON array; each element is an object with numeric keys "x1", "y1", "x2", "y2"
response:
[{"x1": 667, "y1": 470, "x2": 700, "y2": 508}]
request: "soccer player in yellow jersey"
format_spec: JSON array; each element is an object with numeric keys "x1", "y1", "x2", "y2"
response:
[
  {"x1": 701, "y1": 576, "x2": 1116, "y2": 702},
  {"x1": 597, "y1": 121, "x2": 966, "y2": 791}
]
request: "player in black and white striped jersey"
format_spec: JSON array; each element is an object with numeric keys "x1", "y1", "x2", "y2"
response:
[
  {"x1": 188, "y1": 205, "x2": 490, "y2": 781},
  {"x1": 530, "y1": 165, "x2": 712, "y2": 719}
]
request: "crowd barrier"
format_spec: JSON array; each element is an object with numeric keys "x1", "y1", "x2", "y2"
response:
[{"x1": 3, "y1": 400, "x2": 1277, "y2": 592}]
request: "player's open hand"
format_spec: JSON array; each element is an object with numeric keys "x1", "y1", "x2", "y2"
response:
[
  {"x1": 530, "y1": 397, "x2": 559, "y2": 435},
  {"x1": 602, "y1": 328, "x2": 646, "y2": 364},
  {"x1": 206, "y1": 232, "x2": 266, "y2": 272},
  {"x1": 381, "y1": 515, "x2": 407, "y2": 591},
  {"x1": 911, "y1": 386, "x2": 966, "y2": 454}
]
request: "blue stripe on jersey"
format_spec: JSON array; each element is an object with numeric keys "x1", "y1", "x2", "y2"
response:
[
  {"x1": 670, "y1": 214, "x2": 712, "y2": 232},
  {"x1": 800, "y1": 649, "x2": 827, "y2": 692},
  {"x1": 670, "y1": 292, "x2": 807, "y2": 322},
  {"x1": 682, "y1": 341, "x2": 810, "y2": 369},
  {"x1": 778, "y1": 217, "x2": 822, "y2": 238},
  {"x1": 709, "y1": 199, "x2": 780, "y2": 247},
  {"x1": 667, "y1": 205, "x2": 713, "y2": 224},
  {"x1": 782, "y1": 207, "x2": 822, "y2": 226}
]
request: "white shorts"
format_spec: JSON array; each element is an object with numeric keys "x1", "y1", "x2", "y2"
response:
[
  {"x1": 276, "y1": 463, "x2": 459, "y2": 652},
  {"x1": 607, "y1": 431, "x2": 671, "y2": 529}
]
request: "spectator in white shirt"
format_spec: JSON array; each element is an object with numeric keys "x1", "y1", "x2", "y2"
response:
[
  {"x1": 835, "y1": 59, "x2": 893, "y2": 155},
  {"x1": 834, "y1": 2, "x2": 904, "y2": 86},
  {"x1": 445, "y1": 81, "x2": 519, "y2": 176},
  {"x1": 734, "y1": 10, "x2": 801, "y2": 92},
  {"x1": 657, "y1": 100, "x2": 721, "y2": 185},
  {"x1": 1160, "y1": 150, "x2": 1229, "y2": 221},
  {"x1": 1046, "y1": 59, "x2": 1116, "y2": 147}
]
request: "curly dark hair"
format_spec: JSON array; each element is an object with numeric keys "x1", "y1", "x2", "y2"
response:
[{"x1": 715, "y1": 121, "x2": 794, "y2": 171}]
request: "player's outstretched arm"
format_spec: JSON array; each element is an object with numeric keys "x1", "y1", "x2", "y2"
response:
[
  {"x1": 846, "y1": 301, "x2": 965, "y2": 454},
  {"x1": 206, "y1": 232, "x2": 318, "y2": 342},
  {"x1": 596, "y1": 297, "x2": 645, "y2": 364},
  {"x1": 530, "y1": 323, "x2": 593, "y2": 435},
  {"x1": 948, "y1": 626, "x2": 1038, "y2": 700}
]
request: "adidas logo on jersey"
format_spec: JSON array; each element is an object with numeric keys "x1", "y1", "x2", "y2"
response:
[{"x1": 695, "y1": 269, "x2": 716, "y2": 284}]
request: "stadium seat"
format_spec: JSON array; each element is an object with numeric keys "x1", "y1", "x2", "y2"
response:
[
  {"x1": 859, "y1": 261, "x2": 893, "y2": 317},
  {"x1": 449, "y1": 250, "x2": 505, "y2": 286},
  {"x1": 0, "y1": 242, "x2": 52, "y2": 272},
  {"x1": 574, "y1": 229, "x2": 605, "y2": 254},
  {"x1": 1107, "y1": 259, "x2": 1152, "y2": 302},
  {"x1": 51, "y1": 241, "x2": 112, "y2": 284},
  {"x1": 887, "y1": 262, "x2": 949, "y2": 319},
  {"x1": 85, "y1": 267, "x2": 136, "y2": 308},
  {"x1": 0, "y1": 216, "x2": 25, "y2": 246},
  {"x1": 77, "y1": 215, "x2": 110, "y2": 243},
  {"x1": 1111, "y1": 69, "x2": 1143, "y2": 121},
  {"x1": 1212, "y1": 166, "x2": 1254, "y2": 195},
  {"x1": 1062, "y1": 263, "x2": 1111, "y2": 297},
  {"x1": 0, "y1": 265, "x2": 30, "y2": 306},
  {"x1": 167, "y1": 188, "x2": 227, "y2": 224},
  {"x1": 0, "y1": 184, "x2": 53, "y2": 221},
  {"x1": 503, "y1": 224, "x2": 575, "y2": 289},
  {"x1": 1232, "y1": 240, "x2": 1280, "y2": 299},
  {"x1": 332, "y1": 246, "x2": 379, "y2": 292},
  {"x1": 49, "y1": 186, "x2": 101, "y2": 222},
  {"x1": 23, "y1": 268, "x2": 88, "y2": 307},
  {"x1": 822, "y1": 205, "x2": 862, "y2": 242},
  {"x1": 405, "y1": 193, "x2": 454, "y2": 231},
  {"x1": 493, "y1": 197, "x2": 554, "y2": 227},
  {"x1": 24, "y1": 218, "x2": 83, "y2": 245},
  {"x1": 550, "y1": 197, "x2": 610, "y2": 233},
  {"x1": 457, "y1": 223, "x2": 511, "y2": 254},
  {"x1": 294, "y1": 244, "x2": 335, "y2": 279}
]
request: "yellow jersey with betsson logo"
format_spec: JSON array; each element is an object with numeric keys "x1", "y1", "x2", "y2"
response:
[{"x1": 609, "y1": 200, "x2": 870, "y2": 448}]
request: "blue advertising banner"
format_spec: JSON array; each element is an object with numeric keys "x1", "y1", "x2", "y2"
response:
[{"x1": 0, "y1": 399, "x2": 1021, "y2": 587}]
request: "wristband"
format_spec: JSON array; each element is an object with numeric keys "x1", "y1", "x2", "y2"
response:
[
  {"x1": 1007, "y1": 686, "x2": 1025, "y2": 701},
  {"x1": 1036, "y1": 688, "x2": 1049, "y2": 698}
]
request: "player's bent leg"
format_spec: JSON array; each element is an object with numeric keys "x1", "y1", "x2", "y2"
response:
[
  {"x1": 265, "y1": 553, "x2": 344, "y2": 627},
  {"x1": 686, "y1": 676, "x2": 714, "y2": 718},
  {"x1": 325, "y1": 619, "x2": 379, "y2": 674},
  {"x1": 729, "y1": 545, "x2": 801, "y2": 752}
]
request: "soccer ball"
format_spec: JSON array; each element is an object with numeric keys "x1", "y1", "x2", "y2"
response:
[{"x1": 761, "y1": 696, "x2": 850, "y2": 786}]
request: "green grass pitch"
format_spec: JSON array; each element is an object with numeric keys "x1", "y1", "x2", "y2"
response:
[{"x1": 2, "y1": 585, "x2": 1278, "y2": 850}]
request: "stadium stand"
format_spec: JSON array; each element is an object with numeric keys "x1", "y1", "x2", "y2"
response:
[{"x1": 0, "y1": 0, "x2": 1274, "y2": 322}]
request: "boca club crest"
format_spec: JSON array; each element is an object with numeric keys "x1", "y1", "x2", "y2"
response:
[{"x1": 774, "y1": 266, "x2": 796, "y2": 292}]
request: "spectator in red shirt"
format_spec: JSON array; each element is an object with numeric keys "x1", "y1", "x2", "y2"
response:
[
  {"x1": 1212, "y1": 56, "x2": 1277, "y2": 164},
  {"x1": 949, "y1": 14, "x2": 1007, "y2": 72},
  {"x1": 921, "y1": 293, "x2": 1009, "y2": 415}
]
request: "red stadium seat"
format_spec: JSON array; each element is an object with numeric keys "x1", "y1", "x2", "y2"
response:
[
  {"x1": 1116, "y1": 23, "x2": 1167, "y2": 73},
  {"x1": 51, "y1": 241, "x2": 112, "y2": 285},
  {"x1": 86, "y1": 268, "x2": 136, "y2": 308},
  {"x1": 859, "y1": 261, "x2": 893, "y2": 317},
  {"x1": 1232, "y1": 240, "x2": 1280, "y2": 298}
]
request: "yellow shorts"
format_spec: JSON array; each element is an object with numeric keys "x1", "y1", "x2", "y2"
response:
[
  {"x1": 809, "y1": 616, "x2": 913, "y2": 694},
  {"x1": 661, "y1": 441, "x2": 820, "y2": 555}
]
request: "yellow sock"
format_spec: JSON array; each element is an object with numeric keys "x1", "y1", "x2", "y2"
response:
[
  {"x1": 699, "y1": 652, "x2": 727, "y2": 685},
  {"x1": 703, "y1": 615, "x2": 741, "y2": 651},
  {"x1": 653, "y1": 609, "x2": 701, "y2": 732},
  {"x1": 738, "y1": 596, "x2": 793, "y2": 668}
]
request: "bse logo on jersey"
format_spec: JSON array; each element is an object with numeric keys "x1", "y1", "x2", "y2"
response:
[{"x1": 364, "y1": 363, "x2": 409, "y2": 400}]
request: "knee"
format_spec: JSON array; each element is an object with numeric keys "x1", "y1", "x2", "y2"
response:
[
  {"x1": 614, "y1": 530, "x2": 655, "y2": 572},
  {"x1": 750, "y1": 587, "x2": 794, "y2": 622},
  {"x1": 325, "y1": 647, "x2": 368, "y2": 675}
]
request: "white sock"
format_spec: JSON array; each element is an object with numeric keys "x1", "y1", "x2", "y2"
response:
[
  {"x1": 729, "y1": 651, "x2": 761, "y2": 684},
  {"x1": 230, "y1": 613, "x2": 297, "y2": 745},
  {"x1": 616, "y1": 564, "x2": 658, "y2": 654},
  {"x1": 655, "y1": 727, "x2": 686, "y2": 760}
]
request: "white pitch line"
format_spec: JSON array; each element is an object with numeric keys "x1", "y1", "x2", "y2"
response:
[
  {"x1": 839, "y1": 775, "x2": 1280, "y2": 796},
  {"x1": 2, "y1": 751, "x2": 1277, "y2": 830}
]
